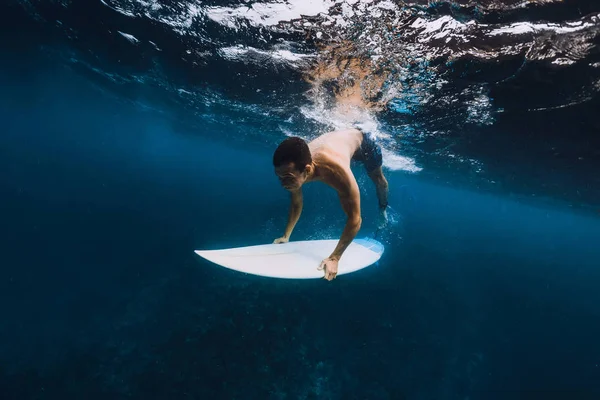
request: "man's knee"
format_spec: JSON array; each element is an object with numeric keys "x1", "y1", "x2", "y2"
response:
[
  {"x1": 377, "y1": 171, "x2": 388, "y2": 186},
  {"x1": 369, "y1": 168, "x2": 387, "y2": 186}
]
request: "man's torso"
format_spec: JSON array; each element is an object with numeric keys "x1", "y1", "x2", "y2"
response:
[{"x1": 306, "y1": 128, "x2": 364, "y2": 194}]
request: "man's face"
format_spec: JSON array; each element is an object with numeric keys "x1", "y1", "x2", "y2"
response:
[{"x1": 275, "y1": 162, "x2": 307, "y2": 191}]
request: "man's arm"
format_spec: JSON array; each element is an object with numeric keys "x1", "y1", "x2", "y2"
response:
[
  {"x1": 329, "y1": 176, "x2": 362, "y2": 260},
  {"x1": 275, "y1": 189, "x2": 303, "y2": 243}
]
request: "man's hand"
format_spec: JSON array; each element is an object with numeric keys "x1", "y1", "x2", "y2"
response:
[
  {"x1": 273, "y1": 236, "x2": 289, "y2": 244},
  {"x1": 318, "y1": 257, "x2": 339, "y2": 281}
]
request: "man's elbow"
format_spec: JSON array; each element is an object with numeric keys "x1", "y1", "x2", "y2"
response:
[{"x1": 350, "y1": 215, "x2": 362, "y2": 231}]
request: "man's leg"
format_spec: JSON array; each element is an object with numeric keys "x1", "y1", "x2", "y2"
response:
[
  {"x1": 367, "y1": 167, "x2": 389, "y2": 210},
  {"x1": 357, "y1": 131, "x2": 389, "y2": 210}
]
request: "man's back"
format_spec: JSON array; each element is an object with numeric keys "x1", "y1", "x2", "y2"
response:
[{"x1": 308, "y1": 128, "x2": 363, "y2": 167}]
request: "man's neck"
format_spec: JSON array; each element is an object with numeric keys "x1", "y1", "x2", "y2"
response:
[{"x1": 306, "y1": 161, "x2": 320, "y2": 182}]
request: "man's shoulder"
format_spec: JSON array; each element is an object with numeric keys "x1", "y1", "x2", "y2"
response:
[{"x1": 315, "y1": 154, "x2": 357, "y2": 191}]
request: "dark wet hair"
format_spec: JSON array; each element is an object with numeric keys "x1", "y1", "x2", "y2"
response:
[{"x1": 273, "y1": 137, "x2": 312, "y2": 171}]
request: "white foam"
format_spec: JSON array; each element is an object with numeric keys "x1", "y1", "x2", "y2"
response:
[
  {"x1": 552, "y1": 58, "x2": 576, "y2": 66},
  {"x1": 100, "y1": 0, "x2": 135, "y2": 18},
  {"x1": 375, "y1": 0, "x2": 397, "y2": 11},
  {"x1": 148, "y1": 40, "x2": 161, "y2": 51},
  {"x1": 299, "y1": 101, "x2": 384, "y2": 134},
  {"x1": 281, "y1": 127, "x2": 299, "y2": 138},
  {"x1": 219, "y1": 45, "x2": 313, "y2": 66},
  {"x1": 341, "y1": 2, "x2": 354, "y2": 18},
  {"x1": 488, "y1": 20, "x2": 596, "y2": 36},
  {"x1": 409, "y1": 15, "x2": 473, "y2": 43},
  {"x1": 132, "y1": 0, "x2": 160, "y2": 9},
  {"x1": 118, "y1": 31, "x2": 140, "y2": 44},
  {"x1": 381, "y1": 148, "x2": 422, "y2": 173},
  {"x1": 205, "y1": 0, "x2": 336, "y2": 29},
  {"x1": 158, "y1": 2, "x2": 203, "y2": 33}
]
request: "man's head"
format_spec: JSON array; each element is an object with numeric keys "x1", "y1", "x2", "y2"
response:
[{"x1": 273, "y1": 136, "x2": 312, "y2": 190}]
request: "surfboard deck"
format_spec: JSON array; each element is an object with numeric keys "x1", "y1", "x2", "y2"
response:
[{"x1": 194, "y1": 237, "x2": 384, "y2": 279}]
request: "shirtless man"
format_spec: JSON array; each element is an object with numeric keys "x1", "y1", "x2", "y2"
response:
[{"x1": 272, "y1": 128, "x2": 389, "y2": 281}]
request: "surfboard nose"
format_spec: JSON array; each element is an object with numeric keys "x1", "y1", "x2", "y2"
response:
[{"x1": 354, "y1": 237, "x2": 384, "y2": 255}]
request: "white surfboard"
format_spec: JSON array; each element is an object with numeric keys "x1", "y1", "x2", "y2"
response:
[{"x1": 194, "y1": 237, "x2": 384, "y2": 279}]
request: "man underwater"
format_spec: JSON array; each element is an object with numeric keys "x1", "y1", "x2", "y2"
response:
[{"x1": 272, "y1": 128, "x2": 389, "y2": 281}]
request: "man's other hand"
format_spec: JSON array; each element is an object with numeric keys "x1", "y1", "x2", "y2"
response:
[{"x1": 318, "y1": 257, "x2": 339, "y2": 281}]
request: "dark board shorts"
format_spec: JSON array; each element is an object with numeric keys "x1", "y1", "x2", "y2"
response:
[{"x1": 352, "y1": 130, "x2": 383, "y2": 173}]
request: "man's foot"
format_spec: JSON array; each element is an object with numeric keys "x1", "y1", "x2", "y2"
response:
[
  {"x1": 374, "y1": 206, "x2": 402, "y2": 242},
  {"x1": 377, "y1": 207, "x2": 389, "y2": 230}
]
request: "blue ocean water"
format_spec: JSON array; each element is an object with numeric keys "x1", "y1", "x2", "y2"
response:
[{"x1": 2, "y1": 1, "x2": 600, "y2": 399}]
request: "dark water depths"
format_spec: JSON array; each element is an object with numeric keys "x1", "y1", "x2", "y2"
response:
[{"x1": 2, "y1": 1, "x2": 600, "y2": 399}]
